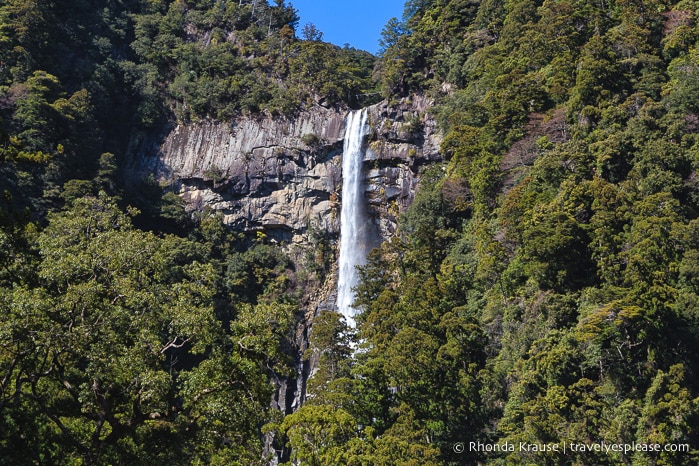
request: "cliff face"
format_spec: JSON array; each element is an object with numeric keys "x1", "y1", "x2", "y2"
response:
[
  {"x1": 126, "y1": 95, "x2": 442, "y2": 247},
  {"x1": 126, "y1": 96, "x2": 442, "y2": 431}
]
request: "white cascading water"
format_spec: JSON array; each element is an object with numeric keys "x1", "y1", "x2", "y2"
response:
[{"x1": 336, "y1": 109, "x2": 369, "y2": 327}]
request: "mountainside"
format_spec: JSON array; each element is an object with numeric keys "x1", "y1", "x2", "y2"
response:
[
  {"x1": 276, "y1": 0, "x2": 699, "y2": 464},
  {"x1": 2, "y1": 0, "x2": 699, "y2": 465},
  {"x1": 0, "y1": 1, "x2": 382, "y2": 464}
]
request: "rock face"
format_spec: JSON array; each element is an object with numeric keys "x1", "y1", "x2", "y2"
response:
[
  {"x1": 126, "y1": 95, "x2": 442, "y2": 246},
  {"x1": 363, "y1": 95, "x2": 443, "y2": 239}
]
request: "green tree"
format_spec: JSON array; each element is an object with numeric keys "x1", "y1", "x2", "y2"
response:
[
  {"x1": 634, "y1": 365, "x2": 699, "y2": 465},
  {"x1": 0, "y1": 195, "x2": 273, "y2": 464}
]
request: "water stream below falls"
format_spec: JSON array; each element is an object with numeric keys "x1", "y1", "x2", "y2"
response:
[{"x1": 336, "y1": 109, "x2": 370, "y2": 327}]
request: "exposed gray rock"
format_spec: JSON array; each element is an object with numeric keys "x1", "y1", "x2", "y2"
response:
[
  {"x1": 363, "y1": 95, "x2": 443, "y2": 240},
  {"x1": 127, "y1": 105, "x2": 346, "y2": 244},
  {"x1": 126, "y1": 95, "x2": 442, "y2": 246}
]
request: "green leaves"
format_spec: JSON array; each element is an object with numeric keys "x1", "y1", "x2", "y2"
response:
[
  {"x1": 0, "y1": 194, "x2": 290, "y2": 463},
  {"x1": 636, "y1": 365, "x2": 699, "y2": 465},
  {"x1": 280, "y1": 405, "x2": 358, "y2": 466}
]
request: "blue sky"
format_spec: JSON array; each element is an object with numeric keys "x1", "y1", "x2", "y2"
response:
[{"x1": 290, "y1": 0, "x2": 406, "y2": 54}]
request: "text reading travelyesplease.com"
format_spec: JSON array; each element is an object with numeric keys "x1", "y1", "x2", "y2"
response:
[{"x1": 453, "y1": 441, "x2": 690, "y2": 455}]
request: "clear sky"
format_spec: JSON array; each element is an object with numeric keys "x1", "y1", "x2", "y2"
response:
[{"x1": 290, "y1": 0, "x2": 406, "y2": 54}]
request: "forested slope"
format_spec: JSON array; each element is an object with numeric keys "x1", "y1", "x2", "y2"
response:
[
  {"x1": 2, "y1": 0, "x2": 699, "y2": 465},
  {"x1": 277, "y1": 0, "x2": 699, "y2": 464},
  {"x1": 0, "y1": 0, "x2": 374, "y2": 463}
]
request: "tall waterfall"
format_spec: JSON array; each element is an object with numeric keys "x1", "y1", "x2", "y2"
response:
[{"x1": 336, "y1": 109, "x2": 369, "y2": 326}]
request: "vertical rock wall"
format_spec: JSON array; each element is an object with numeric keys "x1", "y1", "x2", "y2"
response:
[{"x1": 127, "y1": 96, "x2": 441, "y2": 244}]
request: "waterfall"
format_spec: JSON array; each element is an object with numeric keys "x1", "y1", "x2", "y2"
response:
[{"x1": 336, "y1": 109, "x2": 369, "y2": 327}]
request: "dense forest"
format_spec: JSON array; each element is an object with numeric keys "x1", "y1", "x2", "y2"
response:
[{"x1": 2, "y1": 0, "x2": 699, "y2": 464}]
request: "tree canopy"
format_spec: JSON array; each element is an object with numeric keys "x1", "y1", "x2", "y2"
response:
[{"x1": 2, "y1": 0, "x2": 699, "y2": 464}]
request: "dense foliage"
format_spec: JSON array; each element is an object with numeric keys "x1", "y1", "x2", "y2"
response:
[
  {"x1": 3, "y1": 0, "x2": 699, "y2": 464},
  {"x1": 130, "y1": 0, "x2": 378, "y2": 121},
  {"x1": 0, "y1": 0, "x2": 370, "y2": 463},
  {"x1": 0, "y1": 195, "x2": 297, "y2": 464},
  {"x1": 274, "y1": 0, "x2": 699, "y2": 464}
]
